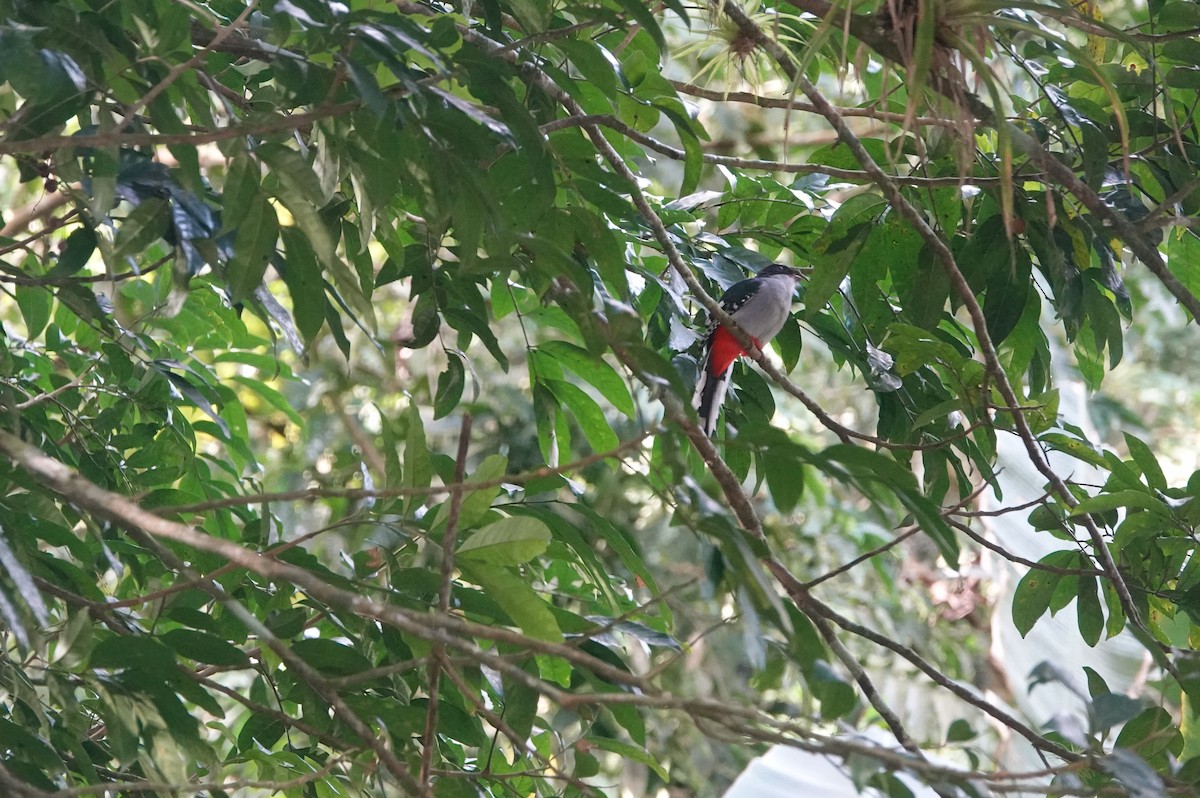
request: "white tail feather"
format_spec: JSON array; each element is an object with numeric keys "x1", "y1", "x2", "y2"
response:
[{"x1": 693, "y1": 363, "x2": 735, "y2": 436}]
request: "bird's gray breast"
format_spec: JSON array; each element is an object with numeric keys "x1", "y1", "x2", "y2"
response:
[{"x1": 737, "y1": 275, "x2": 795, "y2": 341}]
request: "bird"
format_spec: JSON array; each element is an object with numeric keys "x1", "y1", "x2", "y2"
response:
[{"x1": 692, "y1": 263, "x2": 804, "y2": 436}]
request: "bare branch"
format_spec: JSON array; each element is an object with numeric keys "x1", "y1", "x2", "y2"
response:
[
  {"x1": 422, "y1": 413, "x2": 473, "y2": 793},
  {"x1": 540, "y1": 112, "x2": 1003, "y2": 187},
  {"x1": 670, "y1": 81, "x2": 964, "y2": 129}
]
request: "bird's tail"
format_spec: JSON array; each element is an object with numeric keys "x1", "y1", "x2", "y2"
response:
[
  {"x1": 693, "y1": 326, "x2": 751, "y2": 436},
  {"x1": 693, "y1": 359, "x2": 734, "y2": 436}
]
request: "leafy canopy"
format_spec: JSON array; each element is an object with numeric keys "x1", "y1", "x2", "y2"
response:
[{"x1": 1, "y1": 0, "x2": 1200, "y2": 796}]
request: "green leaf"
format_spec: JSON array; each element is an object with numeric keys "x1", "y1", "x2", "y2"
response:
[
  {"x1": 533, "y1": 382, "x2": 566, "y2": 466},
  {"x1": 803, "y1": 196, "x2": 883, "y2": 318},
  {"x1": 16, "y1": 285, "x2": 52, "y2": 340},
  {"x1": 112, "y1": 198, "x2": 170, "y2": 264},
  {"x1": 444, "y1": 453, "x2": 507, "y2": 531},
  {"x1": 1166, "y1": 231, "x2": 1200, "y2": 319},
  {"x1": 0, "y1": 716, "x2": 65, "y2": 773},
  {"x1": 228, "y1": 193, "x2": 279, "y2": 304},
  {"x1": 279, "y1": 228, "x2": 326, "y2": 342},
  {"x1": 408, "y1": 292, "x2": 440, "y2": 349},
  {"x1": 220, "y1": 155, "x2": 260, "y2": 235},
  {"x1": 265, "y1": 608, "x2": 307, "y2": 639},
  {"x1": 231, "y1": 375, "x2": 305, "y2": 429},
  {"x1": 573, "y1": 505, "x2": 662, "y2": 599},
  {"x1": 1077, "y1": 575, "x2": 1104, "y2": 646},
  {"x1": 341, "y1": 55, "x2": 388, "y2": 117},
  {"x1": 500, "y1": 660, "x2": 540, "y2": 743},
  {"x1": 404, "y1": 401, "x2": 432, "y2": 512},
  {"x1": 764, "y1": 448, "x2": 803, "y2": 514},
  {"x1": 1114, "y1": 511, "x2": 1163, "y2": 555},
  {"x1": 443, "y1": 307, "x2": 509, "y2": 369},
  {"x1": 1011, "y1": 552, "x2": 1076, "y2": 636},
  {"x1": 1041, "y1": 432, "x2": 1109, "y2": 469},
  {"x1": 433, "y1": 351, "x2": 465, "y2": 419},
  {"x1": 1125, "y1": 433, "x2": 1168, "y2": 492},
  {"x1": 589, "y1": 737, "x2": 669, "y2": 781},
  {"x1": 946, "y1": 718, "x2": 976, "y2": 742},
  {"x1": 1092, "y1": 693, "x2": 1144, "y2": 732},
  {"x1": 556, "y1": 40, "x2": 624, "y2": 100},
  {"x1": 458, "y1": 515, "x2": 551, "y2": 565},
  {"x1": 537, "y1": 341, "x2": 635, "y2": 418},
  {"x1": 461, "y1": 562, "x2": 562, "y2": 642},
  {"x1": 897, "y1": 241, "x2": 951, "y2": 330},
  {"x1": 1099, "y1": 749, "x2": 1167, "y2": 797},
  {"x1": 957, "y1": 214, "x2": 1032, "y2": 344},
  {"x1": 161, "y1": 629, "x2": 251, "y2": 666},
  {"x1": 237, "y1": 713, "x2": 286, "y2": 753},
  {"x1": 611, "y1": 0, "x2": 666, "y2": 51},
  {"x1": 545, "y1": 378, "x2": 619, "y2": 453},
  {"x1": 0, "y1": 34, "x2": 84, "y2": 101},
  {"x1": 412, "y1": 698, "x2": 488, "y2": 748},
  {"x1": 1080, "y1": 121, "x2": 1109, "y2": 191},
  {"x1": 1070, "y1": 490, "x2": 1169, "y2": 518},
  {"x1": 263, "y1": 147, "x2": 373, "y2": 327},
  {"x1": 808, "y1": 139, "x2": 890, "y2": 171},
  {"x1": 90, "y1": 635, "x2": 177, "y2": 672},
  {"x1": 258, "y1": 143, "x2": 326, "y2": 208},
  {"x1": 50, "y1": 226, "x2": 97, "y2": 277},
  {"x1": 676, "y1": 115, "x2": 703, "y2": 196},
  {"x1": 291, "y1": 638, "x2": 373, "y2": 676},
  {"x1": 1113, "y1": 709, "x2": 1178, "y2": 765},
  {"x1": 573, "y1": 749, "x2": 600, "y2": 779},
  {"x1": 808, "y1": 659, "x2": 857, "y2": 720}
]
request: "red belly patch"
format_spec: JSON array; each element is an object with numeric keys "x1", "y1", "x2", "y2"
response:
[{"x1": 709, "y1": 326, "x2": 760, "y2": 375}]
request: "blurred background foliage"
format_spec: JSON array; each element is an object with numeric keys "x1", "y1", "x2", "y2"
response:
[{"x1": 1, "y1": 0, "x2": 1200, "y2": 796}]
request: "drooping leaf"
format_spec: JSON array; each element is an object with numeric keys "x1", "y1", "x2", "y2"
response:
[
  {"x1": 227, "y1": 192, "x2": 279, "y2": 304},
  {"x1": 433, "y1": 351, "x2": 466, "y2": 419}
]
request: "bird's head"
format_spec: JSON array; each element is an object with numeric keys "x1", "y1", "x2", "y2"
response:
[{"x1": 757, "y1": 263, "x2": 808, "y2": 281}]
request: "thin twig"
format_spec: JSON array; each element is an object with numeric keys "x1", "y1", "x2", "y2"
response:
[
  {"x1": 163, "y1": 428, "x2": 654, "y2": 514},
  {"x1": 540, "y1": 113, "x2": 1002, "y2": 186},
  {"x1": 808, "y1": 604, "x2": 922, "y2": 753},
  {"x1": 803, "y1": 527, "x2": 921, "y2": 588},
  {"x1": 421, "y1": 413, "x2": 473, "y2": 793},
  {"x1": 779, "y1": 573, "x2": 1081, "y2": 762},
  {"x1": 116, "y1": 3, "x2": 260, "y2": 134},
  {"x1": 950, "y1": 520, "x2": 1104, "y2": 577}
]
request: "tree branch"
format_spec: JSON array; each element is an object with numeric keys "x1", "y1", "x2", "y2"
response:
[
  {"x1": 162, "y1": 428, "x2": 654, "y2": 515},
  {"x1": 421, "y1": 413, "x2": 473, "y2": 793},
  {"x1": 540, "y1": 113, "x2": 1002, "y2": 186}
]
